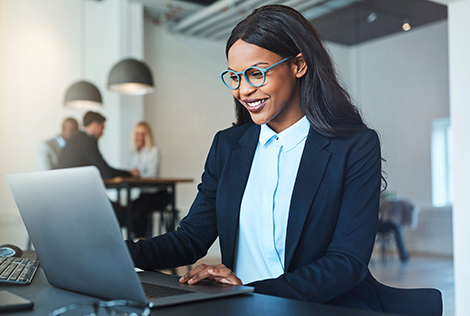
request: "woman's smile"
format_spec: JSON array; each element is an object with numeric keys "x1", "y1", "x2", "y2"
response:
[{"x1": 243, "y1": 98, "x2": 268, "y2": 112}]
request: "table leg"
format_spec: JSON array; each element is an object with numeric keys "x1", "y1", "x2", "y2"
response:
[
  {"x1": 116, "y1": 188, "x2": 121, "y2": 205},
  {"x1": 169, "y1": 184, "x2": 177, "y2": 232},
  {"x1": 126, "y1": 185, "x2": 134, "y2": 240}
]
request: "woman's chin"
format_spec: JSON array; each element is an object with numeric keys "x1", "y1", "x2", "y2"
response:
[{"x1": 250, "y1": 114, "x2": 270, "y2": 126}]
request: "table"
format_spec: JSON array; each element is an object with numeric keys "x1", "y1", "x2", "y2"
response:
[
  {"x1": 104, "y1": 177, "x2": 193, "y2": 239},
  {"x1": 0, "y1": 264, "x2": 398, "y2": 316}
]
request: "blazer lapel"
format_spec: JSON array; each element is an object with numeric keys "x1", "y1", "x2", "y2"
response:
[
  {"x1": 223, "y1": 124, "x2": 259, "y2": 269},
  {"x1": 285, "y1": 127, "x2": 331, "y2": 269}
]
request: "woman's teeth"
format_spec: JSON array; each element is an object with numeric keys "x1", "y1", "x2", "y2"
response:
[{"x1": 247, "y1": 99, "x2": 266, "y2": 107}]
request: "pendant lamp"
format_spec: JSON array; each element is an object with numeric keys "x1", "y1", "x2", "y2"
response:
[
  {"x1": 107, "y1": 58, "x2": 154, "y2": 95},
  {"x1": 64, "y1": 80, "x2": 103, "y2": 109},
  {"x1": 64, "y1": 0, "x2": 103, "y2": 108}
]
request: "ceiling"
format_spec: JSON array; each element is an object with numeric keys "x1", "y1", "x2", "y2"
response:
[
  {"x1": 313, "y1": 0, "x2": 447, "y2": 45},
  {"x1": 135, "y1": 0, "x2": 447, "y2": 45}
]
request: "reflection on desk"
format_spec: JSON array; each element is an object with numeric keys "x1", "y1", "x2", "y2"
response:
[
  {"x1": 104, "y1": 177, "x2": 193, "y2": 239},
  {"x1": 1, "y1": 264, "x2": 396, "y2": 316}
]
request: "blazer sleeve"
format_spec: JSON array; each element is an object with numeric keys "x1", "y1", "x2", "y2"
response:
[
  {"x1": 84, "y1": 137, "x2": 131, "y2": 178},
  {"x1": 246, "y1": 130, "x2": 382, "y2": 303},
  {"x1": 126, "y1": 133, "x2": 221, "y2": 270}
]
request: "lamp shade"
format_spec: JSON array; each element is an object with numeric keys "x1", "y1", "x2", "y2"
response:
[
  {"x1": 64, "y1": 80, "x2": 103, "y2": 109},
  {"x1": 107, "y1": 58, "x2": 154, "y2": 95}
]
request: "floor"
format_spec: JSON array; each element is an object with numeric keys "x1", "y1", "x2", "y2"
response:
[{"x1": 369, "y1": 254, "x2": 454, "y2": 316}]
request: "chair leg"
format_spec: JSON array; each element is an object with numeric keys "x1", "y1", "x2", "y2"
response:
[
  {"x1": 145, "y1": 212, "x2": 154, "y2": 239},
  {"x1": 393, "y1": 225, "x2": 409, "y2": 262}
]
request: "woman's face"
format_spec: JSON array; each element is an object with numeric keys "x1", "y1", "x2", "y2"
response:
[
  {"x1": 135, "y1": 125, "x2": 146, "y2": 150},
  {"x1": 227, "y1": 39, "x2": 306, "y2": 133}
]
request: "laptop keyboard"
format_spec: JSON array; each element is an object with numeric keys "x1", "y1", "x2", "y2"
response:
[
  {"x1": 0, "y1": 257, "x2": 39, "y2": 284},
  {"x1": 141, "y1": 281, "x2": 195, "y2": 299}
]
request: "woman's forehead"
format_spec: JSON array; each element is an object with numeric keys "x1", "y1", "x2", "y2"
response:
[{"x1": 227, "y1": 39, "x2": 281, "y2": 69}]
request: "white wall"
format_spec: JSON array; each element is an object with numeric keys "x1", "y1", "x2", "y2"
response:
[
  {"x1": 143, "y1": 19, "x2": 234, "y2": 257},
  {"x1": 348, "y1": 21, "x2": 452, "y2": 256},
  {"x1": 352, "y1": 21, "x2": 450, "y2": 209},
  {"x1": 0, "y1": 0, "x2": 143, "y2": 246},
  {"x1": 448, "y1": 1, "x2": 470, "y2": 315}
]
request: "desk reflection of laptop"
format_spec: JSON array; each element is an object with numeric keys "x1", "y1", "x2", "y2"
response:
[{"x1": 6, "y1": 166, "x2": 253, "y2": 307}]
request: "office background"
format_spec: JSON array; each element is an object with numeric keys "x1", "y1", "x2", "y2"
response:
[{"x1": 0, "y1": 0, "x2": 469, "y2": 314}]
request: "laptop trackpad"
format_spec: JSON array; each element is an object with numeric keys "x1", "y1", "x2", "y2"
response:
[{"x1": 138, "y1": 271, "x2": 253, "y2": 307}]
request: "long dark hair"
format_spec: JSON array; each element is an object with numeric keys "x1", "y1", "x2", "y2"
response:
[{"x1": 226, "y1": 5, "x2": 365, "y2": 138}]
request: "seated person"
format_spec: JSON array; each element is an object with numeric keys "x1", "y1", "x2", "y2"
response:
[
  {"x1": 59, "y1": 111, "x2": 138, "y2": 178},
  {"x1": 126, "y1": 5, "x2": 383, "y2": 311},
  {"x1": 59, "y1": 111, "x2": 139, "y2": 226},
  {"x1": 36, "y1": 117, "x2": 79, "y2": 171},
  {"x1": 128, "y1": 121, "x2": 169, "y2": 239}
]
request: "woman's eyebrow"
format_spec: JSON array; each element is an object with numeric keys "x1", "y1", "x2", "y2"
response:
[{"x1": 227, "y1": 62, "x2": 270, "y2": 71}]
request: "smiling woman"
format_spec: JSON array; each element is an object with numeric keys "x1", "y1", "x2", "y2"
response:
[{"x1": 126, "y1": 4, "x2": 384, "y2": 312}]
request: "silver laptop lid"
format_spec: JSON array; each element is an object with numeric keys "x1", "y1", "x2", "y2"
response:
[{"x1": 6, "y1": 166, "x2": 147, "y2": 303}]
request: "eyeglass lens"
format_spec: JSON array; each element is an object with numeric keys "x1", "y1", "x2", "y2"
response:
[{"x1": 221, "y1": 67, "x2": 265, "y2": 89}]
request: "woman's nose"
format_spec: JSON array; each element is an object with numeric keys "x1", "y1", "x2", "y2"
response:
[{"x1": 238, "y1": 77, "x2": 256, "y2": 95}]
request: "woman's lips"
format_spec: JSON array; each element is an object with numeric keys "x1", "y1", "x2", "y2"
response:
[{"x1": 243, "y1": 98, "x2": 267, "y2": 113}]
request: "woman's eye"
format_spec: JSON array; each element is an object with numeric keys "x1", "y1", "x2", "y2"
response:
[
  {"x1": 251, "y1": 71, "x2": 263, "y2": 78},
  {"x1": 230, "y1": 75, "x2": 239, "y2": 82}
]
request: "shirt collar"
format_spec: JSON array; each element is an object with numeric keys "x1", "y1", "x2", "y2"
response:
[
  {"x1": 259, "y1": 123, "x2": 277, "y2": 146},
  {"x1": 259, "y1": 116, "x2": 310, "y2": 152},
  {"x1": 56, "y1": 135, "x2": 66, "y2": 148}
]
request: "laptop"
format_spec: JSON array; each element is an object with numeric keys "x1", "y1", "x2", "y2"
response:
[{"x1": 6, "y1": 166, "x2": 253, "y2": 307}]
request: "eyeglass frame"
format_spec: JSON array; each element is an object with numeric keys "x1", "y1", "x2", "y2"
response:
[
  {"x1": 218, "y1": 56, "x2": 292, "y2": 90},
  {"x1": 48, "y1": 299, "x2": 151, "y2": 316}
]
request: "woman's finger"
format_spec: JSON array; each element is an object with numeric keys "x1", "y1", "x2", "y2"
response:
[{"x1": 207, "y1": 268, "x2": 242, "y2": 285}]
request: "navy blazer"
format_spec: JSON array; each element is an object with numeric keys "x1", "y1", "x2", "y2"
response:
[
  {"x1": 127, "y1": 121, "x2": 382, "y2": 308},
  {"x1": 59, "y1": 131, "x2": 130, "y2": 179}
]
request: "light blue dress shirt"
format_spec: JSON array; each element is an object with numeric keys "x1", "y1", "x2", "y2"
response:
[
  {"x1": 56, "y1": 135, "x2": 66, "y2": 148},
  {"x1": 234, "y1": 116, "x2": 310, "y2": 284}
]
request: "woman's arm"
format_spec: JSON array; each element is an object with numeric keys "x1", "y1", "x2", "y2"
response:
[{"x1": 126, "y1": 133, "x2": 222, "y2": 270}]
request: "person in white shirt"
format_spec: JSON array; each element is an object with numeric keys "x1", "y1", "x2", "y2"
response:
[
  {"x1": 128, "y1": 121, "x2": 169, "y2": 238},
  {"x1": 36, "y1": 117, "x2": 79, "y2": 171}
]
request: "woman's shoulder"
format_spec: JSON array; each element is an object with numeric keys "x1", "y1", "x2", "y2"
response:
[
  {"x1": 216, "y1": 122, "x2": 259, "y2": 143},
  {"x1": 330, "y1": 127, "x2": 379, "y2": 143},
  {"x1": 326, "y1": 127, "x2": 380, "y2": 159}
]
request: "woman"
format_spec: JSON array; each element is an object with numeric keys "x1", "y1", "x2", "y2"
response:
[
  {"x1": 128, "y1": 121, "x2": 169, "y2": 239},
  {"x1": 126, "y1": 5, "x2": 382, "y2": 310}
]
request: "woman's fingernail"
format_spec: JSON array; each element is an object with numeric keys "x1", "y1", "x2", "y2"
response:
[{"x1": 208, "y1": 269, "x2": 213, "y2": 273}]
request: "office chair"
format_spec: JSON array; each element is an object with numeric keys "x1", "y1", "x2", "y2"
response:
[
  {"x1": 365, "y1": 271, "x2": 443, "y2": 316},
  {"x1": 376, "y1": 220, "x2": 409, "y2": 262}
]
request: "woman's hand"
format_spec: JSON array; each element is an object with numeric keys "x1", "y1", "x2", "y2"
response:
[
  {"x1": 179, "y1": 264, "x2": 242, "y2": 285},
  {"x1": 130, "y1": 168, "x2": 140, "y2": 177}
]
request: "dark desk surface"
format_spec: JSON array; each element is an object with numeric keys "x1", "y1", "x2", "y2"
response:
[
  {"x1": 104, "y1": 177, "x2": 193, "y2": 187},
  {"x1": 1, "y1": 257, "x2": 397, "y2": 316}
]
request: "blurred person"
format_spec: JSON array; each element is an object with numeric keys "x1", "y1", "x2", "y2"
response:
[
  {"x1": 128, "y1": 121, "x2": 169, "y2": 239},
  {"x1": 58, "y1": 111, "x2": 139, "y2": 178},
  {"x1": 36, "y1": 117, "x2": 79, "y2": 171},
  {"x1": 58, "y1": 111, "x2": 139, "y2": 227}
]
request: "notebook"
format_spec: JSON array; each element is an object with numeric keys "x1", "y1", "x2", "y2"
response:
[{"x1": 6, "y1": 166, "x2": 253, "y2": 307}]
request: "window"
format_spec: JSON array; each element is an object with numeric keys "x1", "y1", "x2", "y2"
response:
[{"x1": 431, "y1": 117, "x2": 453, "y2": 207}]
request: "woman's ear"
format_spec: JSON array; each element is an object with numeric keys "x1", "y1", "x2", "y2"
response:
[{"x1": 293, "y1": 53, "x2": 307, "y2": 78}]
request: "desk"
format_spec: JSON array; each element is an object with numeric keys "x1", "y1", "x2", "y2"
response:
[
  {"x1": 1, "y1": 264, "x2": 397, "y2": 316},
  {"x1": 104, "y1": 177, "x2": 193, "y2": 239}
]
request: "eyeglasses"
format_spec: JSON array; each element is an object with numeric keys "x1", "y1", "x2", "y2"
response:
[
  {"x1": 218, "y1": 57, "x2": 291, "y2": 90},
  {"x1": 48, "y1": 300, "x2": 151, "y2": 316}
]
